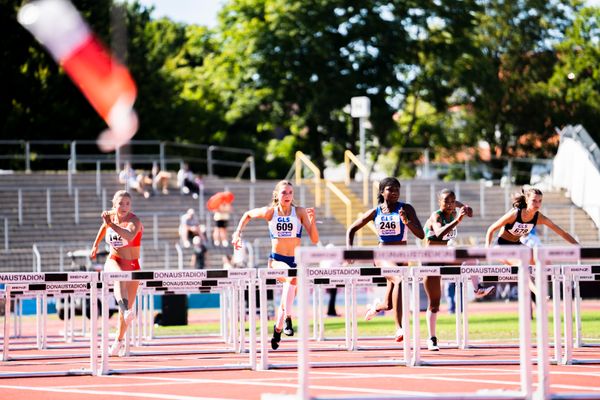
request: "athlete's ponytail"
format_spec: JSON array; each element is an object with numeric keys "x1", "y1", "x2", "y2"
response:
[{"x1": 512, "y1": 187, "x2": 543, "y2": 209}]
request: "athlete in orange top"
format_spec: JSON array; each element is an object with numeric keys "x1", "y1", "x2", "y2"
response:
[{"x1": 91, "y1": 190, "x2": 143, "y2": 357}]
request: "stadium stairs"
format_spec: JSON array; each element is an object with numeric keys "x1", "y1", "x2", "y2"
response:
[{"x1": 0, "y1": 172, "x2": 596, "y2": 273}]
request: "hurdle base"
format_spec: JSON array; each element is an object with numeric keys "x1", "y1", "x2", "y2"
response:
[{"x1": 103, "y1": 364, "x2": 254, "y2": 375}]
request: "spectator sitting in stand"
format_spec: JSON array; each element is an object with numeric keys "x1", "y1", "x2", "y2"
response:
[
  {"x1": 179, "y1": 208, "x2": 201, "y2": 248},
  {"x1": 177, "y1": 163, "x2": 203, "y2": 199},
  {"x1": 118, "y1": 162, "x2": 150, "y2": 198},
  {"x1": 140, "y1": 163, "x2": 172, "y2": 196}
]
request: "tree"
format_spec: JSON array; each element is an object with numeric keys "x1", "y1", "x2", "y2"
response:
[
  {"x1": 202, "y1": 0, "x2": 481, "y2": 174},
  {"x1": 449, "y1": 0, "x2": 579, "y2": 174},
  {"x1": 543, "y1": 5, "x2": 600, "y2": 143}
]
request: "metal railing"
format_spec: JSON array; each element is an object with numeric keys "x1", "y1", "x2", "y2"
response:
[
  {"x1": 344, "y1": 150, "x2": 369, "y2": 207},
  {"x1": 324, "y1": 180, "x2": 352, "y2": 228},
  {"x1": 0, "y1": 140, "x2": 255, "y2": 180},
  {"x1": 294, "y1": 151, "x2": 321, "y2": 207}
]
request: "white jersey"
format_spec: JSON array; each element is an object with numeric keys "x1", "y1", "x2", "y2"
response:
[{"x1": 268, "y1": 207, "x2": 302, "y2": 239}]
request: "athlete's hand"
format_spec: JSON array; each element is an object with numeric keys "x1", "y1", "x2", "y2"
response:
[
  {"x1": 306, "y1": 207, "x2": 316, "y2": 223},
  {"x1": 399, "y1": 207, "x2": 409, "y2": 225},
  {"x1": 101, "y1": 210, "x2": 112, "y2": 225},
  {"x1": 457, "y1": 206, "x2": 468, "y2": 221},
  {"x1": 231, "y1": 231, "x2": 242, "y2": 250},
  {"x1": 90, "y1": 246, "x2": 97, "y2": 260},
  {"x1": 463, "y1": 204, "x2": 473, "y2": 217}
]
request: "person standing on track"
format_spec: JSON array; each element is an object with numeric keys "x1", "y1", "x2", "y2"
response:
[
  {"x1": 346, "y1": 177, "x2": 424, "y2": 343},
  {"x1": 90, "y1": 190, "x2": 143, "y2": 357},
  {"x1": 231, "y1": 180, "x2": 319, "y2": 350}
]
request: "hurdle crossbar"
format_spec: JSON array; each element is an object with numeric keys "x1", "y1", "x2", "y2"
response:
[
  {"x1": 0, "y1": 272, "x2": 98, "y2": 377},
  {"x1": 296, "y1": 245, "x2": 533, "y2": 400},
  {"x1": 98, "y1": 268, "x2": 256, "y2": 375}
]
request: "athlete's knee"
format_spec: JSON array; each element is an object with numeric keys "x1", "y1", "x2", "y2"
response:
[{"x1": 428, "y1": 298, "x2": 440, "y2": 313}]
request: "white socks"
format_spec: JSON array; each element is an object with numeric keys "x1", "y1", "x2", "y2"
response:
[
  {"x1": 275, "y1": 282, "x2": 296, "y2": 330},
  {"x1": 285, "y1": 284, "x2": 296, "y2": 316}
]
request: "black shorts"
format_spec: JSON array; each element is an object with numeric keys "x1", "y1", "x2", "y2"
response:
[
  {"x1": 215, "y1": 220, "x2": 228, "y2": 228},
  {"x1": 497, "y1": 237, "x2": 522, "y2": 245}
]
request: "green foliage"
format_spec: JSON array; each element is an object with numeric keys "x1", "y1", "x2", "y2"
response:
[
  {"x1": 541, "y1": 6, "x2": 600, "y2": 144},
  {"x1": 2, "y1": 0, "x2": 600, "y2": 178}
]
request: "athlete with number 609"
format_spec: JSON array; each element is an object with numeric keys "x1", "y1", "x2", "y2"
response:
[
  {"x1": 231, "y1": 180, "x2": 319, "y2": 350},
  {"x1": 346, "y1": 177, "x2": 424, "y2": 343}
]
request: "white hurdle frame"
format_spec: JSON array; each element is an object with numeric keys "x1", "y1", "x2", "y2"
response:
[
  {"x1": 534, "y1": 246, "x2": 600, "y2": 400},
  {"x1": 257, "y1": 265, "x2": 411, "y2": 370},
  {"x1": 0, "y1": 271, "x2": 98, "y2": 377},
  {"x1": 135, "y1": 285, "x2": 231, "y2": 346},
  {"x1": 296, "y1": 245, "x2": 533, "y2": 400},
  {"x1": 98, "y1": 268, "x2": 256, "y2": 375}
]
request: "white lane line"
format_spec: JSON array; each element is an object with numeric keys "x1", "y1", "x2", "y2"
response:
[
  {"x1": 91, "y1": 375, "x2": 434, "y2": 396},
  {"x1": 0, "y1": 385, "x2": 228, "y2": 400}
]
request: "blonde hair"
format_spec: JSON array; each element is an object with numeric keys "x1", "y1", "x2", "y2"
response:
[
  {"x1": 270, "y1": 180, "x2": 295, "y2": 207},
  {"x1": 112, "y1": 190, "x2": 132, "y2": 206}
]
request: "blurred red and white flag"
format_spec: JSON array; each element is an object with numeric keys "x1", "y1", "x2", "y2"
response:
[{"x1": 18, "y1": 0, "x2": 138, "y2": 152}]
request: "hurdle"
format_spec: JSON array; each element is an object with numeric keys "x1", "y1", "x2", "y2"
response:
[
  {"x1": 534, "y1": 247, "x2": 600, "y2": 382},
  {"x1": 98, "y1": 268, "x2": 256, "y2": 375},
  {"x1": 0, "y1": 271, "x2": 99, "y2": 377},
  {"x1": 295, "y1": 245, "x2": 534, "y2": 400},
  {"x1": 257, "y1": 264, "x2": 412, "y2": 370},
  {"x1": 5, "y1": 290, "x2": 97, "y2": 350},
  {"x1": 134, "y1": 283, "x2": 233, "y2": 346},
  {"x1": 568, "y1": 265, "x2": 600, "y2": 350}
]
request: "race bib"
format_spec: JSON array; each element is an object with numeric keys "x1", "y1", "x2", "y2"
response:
[
  {"x1": 376, "y1": 214, "x2": 401, "y2": 236},
  {"x1": 508, "y1": 222, "x2": 534, "y2": 237}
]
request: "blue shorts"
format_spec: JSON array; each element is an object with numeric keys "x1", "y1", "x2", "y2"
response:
[{"x1": 269, "y1": 253, "x2": 297, "y2": 268}]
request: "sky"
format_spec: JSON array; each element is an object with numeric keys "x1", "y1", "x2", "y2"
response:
[
  {"x1": 137, "y1": 0, "x2": 224, "y2": 27},
  {"x1": 140, "y1": 0, "x2": 600, "y2": 27}
]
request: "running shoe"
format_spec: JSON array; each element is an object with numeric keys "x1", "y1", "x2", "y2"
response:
[
  {"x1": 474, "y1": 286, "x2": 496, "y2": 299},
  {"x1": 395, "y1": 327, "x2": 404, "y2": 343},
  {"x1": 108, "y1": 339, "x2": 124, "y2": 357},
  {"x1": 271, "y1": 325, "x2": 282, "y2": 350},
  {"x1": 283, "y1": 316, "x2": 294, "y2": 336},
  {"x1": 124, "y1": 309, "x2": 136, "y2": 325},
  {"x1": 427, "y1": 336, "x2": 440, "y2": 351},
  {"x1": 364, "y1": 298, "x2": 381, "y2": 321}
]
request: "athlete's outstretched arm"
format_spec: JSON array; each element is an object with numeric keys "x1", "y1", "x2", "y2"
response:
[
  {"x1": 231, "y1": 206, "x2": 271, "y2": 249},
  {"x1": 346, "y1": 208, "x2": 377, "y2": 247},
  {"x1": 539, "y1": 213, "x2": 579, "y2": 244},
  {"x1": 485, "y1": 209, "x2": 517, "y2": 246},
  {"x1": 90, "y1": 223, "x2": 107, "y2": 259}
]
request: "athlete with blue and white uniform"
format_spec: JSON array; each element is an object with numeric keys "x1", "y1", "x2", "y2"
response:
[
  {"x1": 231, "y1": 180, "x2": 319, "y2": 350},
  {"x1": 346, "y1": 177, "x2": 424, "y2": 343}
]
